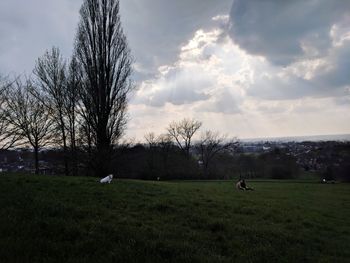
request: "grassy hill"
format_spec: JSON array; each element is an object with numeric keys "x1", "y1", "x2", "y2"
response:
[{"x1": 0, "y1": 174, "x2": 349, "y2": 263}]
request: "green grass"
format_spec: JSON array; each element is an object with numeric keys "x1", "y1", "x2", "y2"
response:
[{"x1": 0, "y1": 174, "x2": 349, "y2": 263}]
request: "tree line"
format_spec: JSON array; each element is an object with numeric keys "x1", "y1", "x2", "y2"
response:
[
  {"x1": 141, "y1": 118, "x2": 239, "y2": 179},
  {"x1": 110, "y1": 123, "x2": 301, "y2": 180}
]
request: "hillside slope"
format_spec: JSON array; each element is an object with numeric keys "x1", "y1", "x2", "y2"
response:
[{"x1": 0, "y1": 175, "x2": 349, "y2": 262}]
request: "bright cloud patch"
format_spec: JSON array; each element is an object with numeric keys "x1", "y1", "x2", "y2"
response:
[{"x1": 133, "y1": 27, "x2": 249, "y2": 112}]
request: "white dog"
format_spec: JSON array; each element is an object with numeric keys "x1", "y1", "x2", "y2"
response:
[{"x1": 100, "y1": 174, "x2": 114, "y2": 184}]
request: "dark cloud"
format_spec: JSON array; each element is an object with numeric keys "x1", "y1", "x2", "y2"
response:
[
  {"x1": 227, "y1": 0, "x2": 350, "y2": 101},
  {"x1": 247, "y1": 75, "x2": 313, "y2": 100},
  {"x1": 229, "y1": 0, "x2": 350, "y2": 65},
  {"x1": 317, "y1": 41, "x2": 350, "y2": 89},
  {"x1": 246, "y1": 46, "x2": 350, "y2": 101},
  {"x1": 196, "y1": 88, "x2": 242, "y2": 114}
]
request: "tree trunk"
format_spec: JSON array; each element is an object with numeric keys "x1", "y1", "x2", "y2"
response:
[
  {"x1": 70, "y1": 116, "x2": 77, "y2": 176},
  {"x1": 70, "y1": 138, "x2": 77, "y2": 176},
  {"x1": 61, "y1": 125, "x2": 69, "y2": 176},
  {"x1": 71, "y1": 135, "x2": 78, "y2": 176},
  {"x1": 96, "y1": 127, "x2": 111, "y2": 177},
  {"x1": 34, "y1": 145, "x2": 39, "y2": 175},
  {"x1": 96, "y1": 145, "x2": 111, "y2": 177}
]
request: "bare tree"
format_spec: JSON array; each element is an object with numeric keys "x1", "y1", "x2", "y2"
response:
[
  {"x1": 34, "y1": 47, "x2": 69, "y2": 175},
  {"x1": 0, "y1": 77, "x2": 11, "y2": 149},
  {"x1": 65, "y1": 57, "x2": 81, "y2": 176},
  {"x1": 3, "y1": 80, "x2": 54, "y2": 174},
  {"x1": 144, "y1": 132, "x2": 157, "y2": 174},
  {"x1": 75, "y1": 0, "x2": 133, "y2": 177},
  {"x1": 0, "y1": 76, "x2": 21, "y2": 150},
  {"x1": 157, "y1": 134, "x2": 173, "y2": 152},
  {"x1": 157, "y1": 134, "x2": 173, "y2": 177},
  {"x1": 197, "y1": 131, "x2": 239, "y2": 178},
  {"x1": 144, "y1": 132, "x2": 157, "y2": 148},
  {"x1": 167, "y1": 118, "x2": 202, "y2": 157}
]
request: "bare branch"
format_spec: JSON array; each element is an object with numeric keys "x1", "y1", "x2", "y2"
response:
[
  {"x1": 167, "y1": 118, "x2": 202, "y2": 157},
  {"x1": 144, "y1": 132, "x2": 157, "y2": 148},
  {"x1": 197, "y1": 130, "x2": 239, "y2": 177},
  {"x1": 0, "y1": 76, "x2": 24, "y2": 150},
  {"x1": 33, "y1": 47, "x2": 70, "y2": 175}
]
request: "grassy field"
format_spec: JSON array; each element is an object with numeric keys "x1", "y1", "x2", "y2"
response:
[{"x1": 0, "y1": 174, "x2": 349, "y2": 263}]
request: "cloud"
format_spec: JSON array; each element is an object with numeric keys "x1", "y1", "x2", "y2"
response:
[
  {"x1": 119, "y1": 0, "x2": 232, "y2": 79},
  {"x1": 195, "y1": 88, "x2": 242, "y2": 114},
  {"x1": 244, "y1": 24, "x2": 350, "y2": 100},
  {"x1": 133, "y1": 13, "x2": 350, "y2": 110},
  {"x1": 229, "y1": 0, "x2": 350, "y2": 65},
  {"x1": 133, "y1": 67, "x2": 211, "y2": 107},
  {"x1": 133, "y1": 28, "x2": 249, "y2": 113},
  {"x1": 128, "y1": 8, "x2": 350, "y2": 140},
  {"x1": 316, "y1": 41, "x2": 350, "y2": 90},
  {"x1": 127, "y1": 0, "x2": 350, "y2": 138}
]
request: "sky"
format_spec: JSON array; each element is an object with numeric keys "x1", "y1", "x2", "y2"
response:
[{"x1": 0, "y1": 0, "x2": 349, "y2": 141}]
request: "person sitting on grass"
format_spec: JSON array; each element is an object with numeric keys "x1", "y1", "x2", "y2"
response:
[{"x1": 236, "y1": 179, "x2": 254, "y2": 191}]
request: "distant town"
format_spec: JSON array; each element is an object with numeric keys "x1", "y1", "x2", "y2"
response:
[{"x1": 240, "y1": 139, "x2": 349, "y2": 172}]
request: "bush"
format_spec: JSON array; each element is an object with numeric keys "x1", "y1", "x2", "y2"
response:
[
  {"x1": 323, "y1": 166, "x2": 335, "y2": 181},
  {"x1": 269, "y1": 165, "x2": 294, "y2": 179},
  {"x1": 336, "y1": 164, "x2": 350, "y2": 182}
]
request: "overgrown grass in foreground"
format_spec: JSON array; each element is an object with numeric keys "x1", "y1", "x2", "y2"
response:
[{"x1": 0, "y1": 174, "x2": 349, "y2": 263}]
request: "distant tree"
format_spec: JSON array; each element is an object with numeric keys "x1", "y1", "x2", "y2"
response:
[
  {"x1": 0, "y1": 77, "x2": 12, "y2": 149},
  {"x1": 337, "y1": 162, "x2": 350, "y2": 182},
  {"x1": 3, "y1": 80, "x2": 54, "y2": 174},
  {"x1": 324, "y1": 166, "x2": 335, "y2": 181},
  {"x1": 144, "y1": 132, "x2": 157, "y2": 176},
  {"x1": 0, "y1": 83, "x2": 5, "y2": 148},
  {"x1": 167, "y1": 118, "x2": 202, "y2": 157},
  {"x1": 75, "y1": 0, "x2": 133, "y2": 177},
  {"x1": 197, "y1": 131, "x2": 239, "y2": 178},
  {"x1": 34, "y1": 47, "x2": 69, "y2": 175},
  {"x1": 157, "y1": 134, "x2": 173, "y2": 177},
  {"x1": 263, "y1": 149, "x2": 299, "y2": 179},
  {"x1": 0, "y1": 76, "x2": 23, "y2": 150},
  {"x1": 157, "y1": 134, "x2": 173, "y2": 150},
  {"x1": 143, "y1": 132, "x2": 174, "y2": 179},
  {"x1": 144, "y1": 132, "x2": 157, "y2": 148}
]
